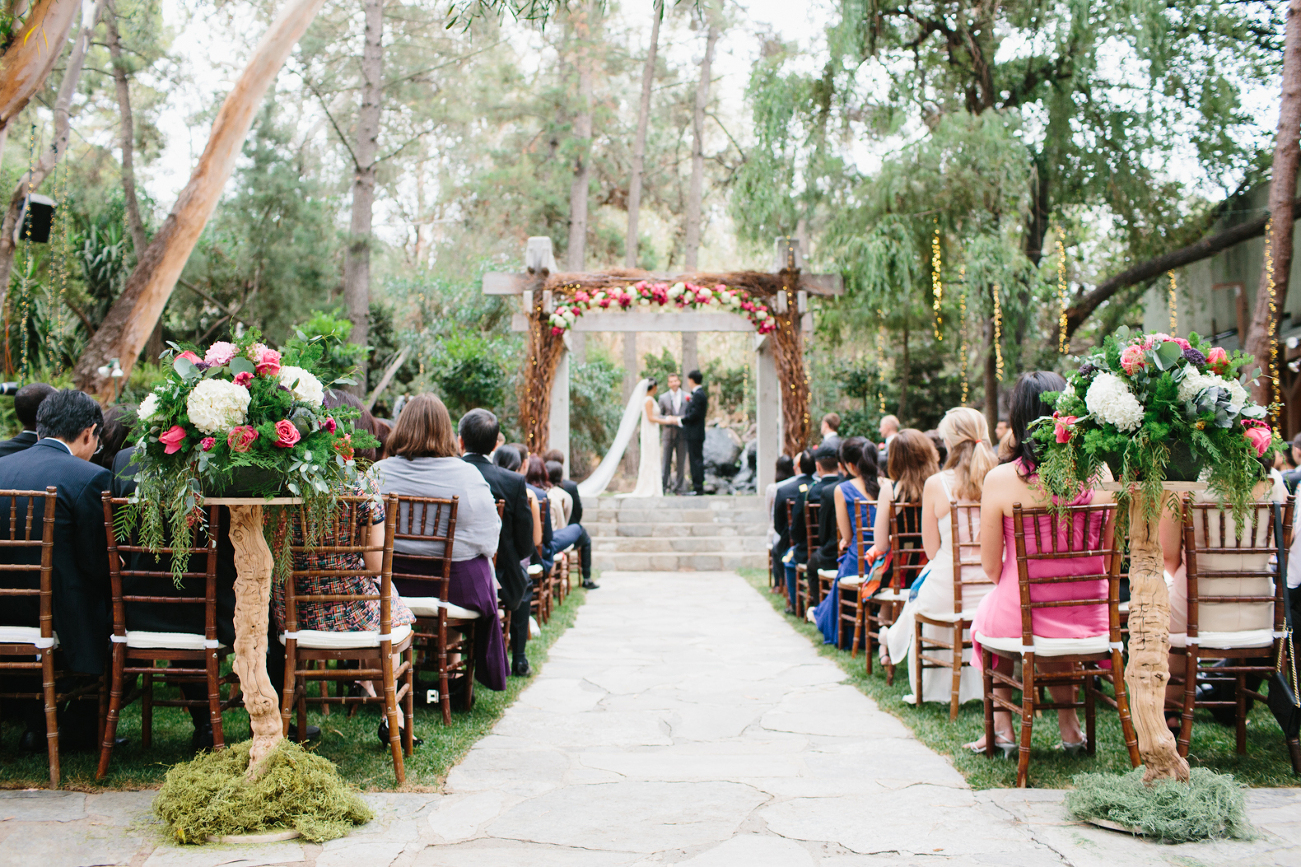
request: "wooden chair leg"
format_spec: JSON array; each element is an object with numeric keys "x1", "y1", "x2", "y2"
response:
[
  {"x1": 1178, "y1": 649, "x2": 1196, "y2": 757},
  {"x1": 207, "y1": 648, "x2": 224, "y2": 750},
  {"x1": 864, "y1": 602, "x2": 875, "y2": 676},
  {"x1": 913, "y1": 618, "x2": 925, "y2": 708},
  {"x1": 1236, "y1": 672, "x2": 1248, "y2": 754},
  {"x1": 950, "y1": 623, "x2": 964, "y2": 721},
  {"x1": 1084, "y1": 666, "x2": 1096, "y2": 756},
  {"x1": 403, "y1": 645, "x2": 415, "y2": 758},
  {"x1": 982, "y1": 648, "x2": 996, "y2": 759},
  {"x1": 464, "y1": 623, "x2": 477, "y2": 712},
  {"x1": 280, "y1": 641, "x2": 298, "y2": 736},
  {"x1": 141, "y1": 669, "x2": 154, "y2": 750},
  {"x1": 1017, "y1": 655, "x2": 1035, "y2": 788},
  {"x1": 439, "y1": 617, "x2": 452, "y2": 727},
  {"x1": 382, "y1": 646, "x2": 404, "y2": 784},
  {"x1": 42, "y1": 649, "x2": 59, "y2": 789},
  {"x1": 96, "y1": 644, "x2": 126, "y2": 780}
]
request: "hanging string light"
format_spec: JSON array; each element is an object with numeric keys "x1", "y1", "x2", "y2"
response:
[
  {"x1": 1264, "y1": 218, "x2": 1281, "y2": 431},
  {"x1": 1056, "y1": 229, "x2": 1069, "y2": 354},
  {"x1": 958, "y1": 266, "x2": 969, "y2": 404},
  {"x1": 1167, "y1": 270, "x2": 1178, "y2": 335},
  {"x1": 875, "y1": 309, "x2": 886, "y2": 415},
  {"x1": 17, "y1": 123, "x2": 36, "y2": 380},
  {"x1": 931, "y1": 220, "x2": 943, "y2": 341},
  {"x1": 993, "y1": 283, "x2": 1004, "y2": 382}
]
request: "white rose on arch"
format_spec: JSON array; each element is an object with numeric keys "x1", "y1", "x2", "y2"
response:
[
  {"x1": 668, "y1": 282, "x2": 685, "y2": 298},
  {"x1": 278, "y1": 366, "x2": 325, "y2": 405}
]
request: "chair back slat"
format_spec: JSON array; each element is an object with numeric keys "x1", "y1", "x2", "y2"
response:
[
  {"x1": 854, "y1": 498, "x2": 873, "y2": 578},
  {"x1": 0, "y1": 488, "x2": 58, "y2": 639},
  {"x1": 949, "y1": 501, "x2": 989, "y2": 614},
  {"x1": 1182, "y1": 497, "x2": 1294, "y2": 640},
  {"x1": 389, "y1": 495, "x2": 460, "y2": 603},
  {"x1": 889, "y1": 500, "x2": 927, "y2": 589},
  {"x1": 806, "y1": 500, "x2": 821, "y2": 551}
]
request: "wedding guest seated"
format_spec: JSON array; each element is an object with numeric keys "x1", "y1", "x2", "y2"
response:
[
  {"x1": 811, "y1": 438, "x2": 880, "y2": 645},
  {"x1": 765, "y1": 454, "x2": 795, "y2": 555},
  {"x1": 772, "y1": 451, "x2": 813, "y2": 606},
  {"x1": 0, "y1": 389, "x2": 111, "y2": 750},
  {"x1": 518, "y1": 453, "x2": 554, "y2": 573},
  {"x1": 546, "y1": 460, "x2": 596, "y2": 589},
  {"x1": 462, "y1": 410, "x2": 533, "y2": 677},
  {"x1": 493, "y1": 442, "x2": 543, "y2": 675},
  {"x1": 881, "y1": 408, "x2": 997, "y2": 704},
  {"x1": 542, "y1": 448, "x2": 583, "y2": 526},
  {"x1": 1284, "y1": 434, "x2": 1301, "y2": 494},
  {"x1": 94, "y1": 406, "x2": 132, "y2": 471},
  {"x1": 803, "y1": 444, "x2": 846, "y2": 577},
  {"x1": 788, "y1": 448, "x2": 837, "y2": 612},
  {"x1": 0, "y1": 382, "x2": 54, "y2": 458},
  {"x1": 373, "y1": 394, "x2": 508, "y2": 692},
  {"x1": 866, "y1": 428, "x2": 940, "y2": 569},
  {"x1": 965, "y1": 372, "x2": 1113, "y2": 754},
  {"x1": 925, "y1": 429, "x2": 947, "y2": 467}
]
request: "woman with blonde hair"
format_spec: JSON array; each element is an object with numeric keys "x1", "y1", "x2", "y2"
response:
[{"x1": 880, "y1": 408, "x2": 998, "y2": 705}]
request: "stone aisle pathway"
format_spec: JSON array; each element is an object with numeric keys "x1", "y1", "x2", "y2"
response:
[{"x1": 2, "y1": 570, "x2": 1300, "y2": 866}]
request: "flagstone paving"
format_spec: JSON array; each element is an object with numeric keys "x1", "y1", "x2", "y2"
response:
[{"x1": 2, "y1": 569, "x2": 1301, "y2": 866}]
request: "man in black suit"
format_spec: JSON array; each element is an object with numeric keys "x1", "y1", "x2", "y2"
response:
[
  {"x1": 0, "y1": 382, "x2": 55, "y2": 458},
  {"x1": 773, "y1": 450, "x2": 814, "y2": 610},
  {"x1": 0, "y1": 390, "x2": 111, "y2": 749},
  {"x1": 460, "y1": 409, "x2": 535, "y2": 676},
  {"x1": 675, "y1": 369, "x2": 708, "y2": 495},
  {"x1": 799, "y1": 444, "x2": 846, "y2": 577}
]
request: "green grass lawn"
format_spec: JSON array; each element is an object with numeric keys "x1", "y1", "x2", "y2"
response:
[
  {"x1": 740, "y1": 568, "x2": 1301, "y2": 789},
  {"x1": 0, "y1": 584, "x2": 587, "y2": 792}
]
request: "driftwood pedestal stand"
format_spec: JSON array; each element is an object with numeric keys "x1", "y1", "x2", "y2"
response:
[
  {"x1": 209, "y1": 497, "x2": 301, "y2": 777},
  {"x1": 1106, "y1": 482, "x2": 1198, "y2": 783}
]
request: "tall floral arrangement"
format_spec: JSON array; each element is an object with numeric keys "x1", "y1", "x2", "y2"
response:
[
  {"x1": 124, "y1": 332, "x2": 375, "y2": 579},
  {"x1": 547, "y1": 281, "x2": 776, "y2": 335},
  {"x1": 1032, "y1": 328, "x2": 1279, "y2": 519}
]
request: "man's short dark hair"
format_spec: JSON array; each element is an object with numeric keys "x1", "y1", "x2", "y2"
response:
[
  {"x1": 687, "y1": 369, "x2": 702, "y2": 385},
  {"x1": 14, "y1": 383, "x2": 55, "y2": 430},
  {"x1": 798, "y1": 449, "x2": 816, "y2": 476},
  {"x1": 458, "y1": 408, "x2": 500, "y2": 455},
  {"x1": 36, "y1": 389, "x2": 104, "y2": 443},
  {"x1": 546, "y1": 460, "x2": 564, "y2": 485},
  {"x1": 541, "y1": 448, "x2": 564, "y2": 464},
  {"x1": 822, "y1": 412, "x2": 841, "y2": 432},
  {"x1": 814, "y1": 443, "x2": 839, "y2": 471}
]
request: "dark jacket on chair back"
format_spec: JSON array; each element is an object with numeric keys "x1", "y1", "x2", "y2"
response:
[
  {"x1": 773, "y1": 474, "x2": 811, "y2": 554},
  {"x1": 0, "y1": 430, "x2": 38, "y2": 459},
  {"x1": 464, "y1": 453, "x2": 532, "y2": 609},
  {"x1": 559, "y1": 478, "x2": 582, "y2": 526},
  {"x1": 0, "y1": 438, "x2": 112, "y2": 674}
]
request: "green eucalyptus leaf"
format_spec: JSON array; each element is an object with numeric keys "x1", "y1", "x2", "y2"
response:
[
  {"x1": 173, "y1": 357, "x2": 198, "y2": 379},
  {"x1": 230, "y1": 357, "x2": 255, "y2": 376}
]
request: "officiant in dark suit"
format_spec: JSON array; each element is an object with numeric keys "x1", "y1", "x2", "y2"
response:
[
  {"x1": 677, "y1": 369, "x2": 708, "y2": 496},
  {"x1": 658, "y1": 372, "x2": 688, "y2": 494}
]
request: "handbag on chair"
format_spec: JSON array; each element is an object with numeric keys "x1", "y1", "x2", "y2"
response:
[{"x1": 1269, "y1": 503, "x2": 1301, "y2": 738}]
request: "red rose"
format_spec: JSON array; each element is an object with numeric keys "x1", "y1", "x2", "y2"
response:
[
  {"x1": 273, "y1": 420, "x2": 300, "y2": 448},
  {"x1": 1206, "y1": 346, "x2": 1230, "y2": 375},
  {"x1": 1243, "y1": 420, "x2": 1272, "y2": 457},
  {"x1": 227, "y1": 425, "x2": 258, "y2": 453},
  {"x1": 200, "y1": 437, "x2": 216, "y2": 451},
  {"x1": 176, "y1": 350, "x2": 201, "y2": 365},
  {"x1": 255, "y1": 348, "x2": 281, "y2": 377},
  {"x1": 159, "y1": 425, "x2": 187, "y2": 455},
  {"x1": 324, "y1": 417, "x2": 337, "y2": 433},
  {"x1": 233, "y1": 371, "x2": 253, "y2": 388}
]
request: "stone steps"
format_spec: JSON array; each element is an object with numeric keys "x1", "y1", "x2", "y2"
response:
[
  {"x1": 584, "y1": 521, "x2": 767, "y2": 538},
  {"x1": 591, "y1": 535, "x2": 768, "y2": 554},
  {"x1": 585, "y1": 494, "x2": 769, "y2": 572},
  {"x1": 590, "y1": 551, "x2": 769, "y2": 572}
]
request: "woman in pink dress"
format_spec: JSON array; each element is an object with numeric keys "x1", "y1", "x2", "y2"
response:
[{"x1": 965, "y1": 372, "x2": 1114, "y2": 754}]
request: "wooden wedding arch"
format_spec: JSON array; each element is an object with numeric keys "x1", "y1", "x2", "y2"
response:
[{"x1": 484, "y1": 237, "x2": 842, "y2": 490}]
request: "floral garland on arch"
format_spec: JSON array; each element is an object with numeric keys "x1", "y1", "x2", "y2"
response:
[{"x1": 546, "y1": 281, "x2": 778, "y2": 336}]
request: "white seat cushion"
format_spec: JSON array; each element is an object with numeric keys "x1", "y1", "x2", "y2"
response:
[
  {"x1": 280, "y1": 624, "x2": 413, "y2": 649},
  {"x1": 817, "y1": 569, "x2": 838, "y2": 579},
  {"x1": 976, "y1": 631, "x2": 1112, "y2": 657},
  {"x1": 124, "y1": 631, "x2": 223, "y2": 651},
  {"x1": 557, "y1": 544, "x2": 575, "y2": 555},
  {"x1": 1169, "y1": 629, "x2": 1275, "y2": 650},
  {"x1": 404, "y1": 597, "x2": 482, "y2": 621},
  {"x1": 1118, "y1": 600, "x2": 1130, "y2": 614},
  {"x1": 838, "y1": 575, "x2": 863, "y2": 588},
  {"x1": 922, "y1": 610, "x2": 980, "y2": 623},
  {"x1": 527, "y1": 564, "x2": 544, "y2": 576},
  {"x1": 0, "y1": 626, "x2": 56, "y2": 648},
  {"x1": 874, "y1": 589, "x2": 908, "y2": 602}
]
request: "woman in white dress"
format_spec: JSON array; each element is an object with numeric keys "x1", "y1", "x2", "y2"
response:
[
  {"x1": 577, "y1": 378, "x2": 677, "y2": 499},
  {"x1": 881, "y1": 407, "x2": 998, "y2": 706}
]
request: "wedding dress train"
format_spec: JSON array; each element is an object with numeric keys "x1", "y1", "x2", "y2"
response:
[{"x1": 577, "y1": 378, "x2": 664, "y2": 499}]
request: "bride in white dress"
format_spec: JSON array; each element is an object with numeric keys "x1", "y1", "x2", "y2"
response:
[{"x1": 578, "y1": 378, "x2": 677, "y2": 499}]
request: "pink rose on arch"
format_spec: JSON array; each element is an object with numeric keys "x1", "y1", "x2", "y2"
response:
[
  {"x1": 227, "y1": 425, "x2": 258, "y2": 453},
  {"x1": 1120, "y1": 344, "x2": 1146, "y2": 376},
  {"x1": 176, "y1": 350, "x2": 201, "y2": 365},
  {"x1": 204, "y1": 341, "x2": 237, "y2": 366},
  {"x1": 551, "y1": 326, "x2": 565, "y2": 336},
  {"x1": 273, "y1": 420, "x2": 300, "y2": 449},
  {"x1": 159, "y1": 425, "x2": 187, "y2": 455},
  {"x1": 200, "y1": 437, "x2": 216, "y2": 451},
  {"x1": 324, "y1": 417, "x2": 337, "y2": 433},
  {"x1": 255, "y1": 347, "x2": 281, "y2": 377},
  {"x1": 1206, "y1": 346, "x2": 1230, "y2": 375},
  {"x1": 233, "y1": 371, "x2": 253, "y2": 388},
  {"x1": 1243, "y1": 420, "x2": 1273, "y2": 457},
  {"x1": 598, "y1": 297, "x2": 612, "y2": 309},
  {"x1": 1053, "y1": 412, "x2": 1078, "y2": 444}
]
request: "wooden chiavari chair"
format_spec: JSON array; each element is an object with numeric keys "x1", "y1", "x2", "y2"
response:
[
  {"x1": 865, "y1": 500, "x2": 926, "y2": 681},
  {"x1": 795, "y1": 501, "x2": 819, "y2": 618}
]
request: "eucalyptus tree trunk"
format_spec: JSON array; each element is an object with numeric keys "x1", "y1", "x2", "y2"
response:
[
  {"x1": 682, "y1": 21, "x2": 718, "y2": 270},
  {"x1": 0, "y1": 0, "x2": 105, "y2": 322},
  {"x1": 343, "y1": 0, "x2": 383, "y2": 395},
  {"x1": 566, "y1": 0, "x2": 596, "y2": 272},
  {"x1": 71, "y1": 0, "x2": 329, "y2": 401},
  {"x1": 624, "y1": 0, "x2": 661, "y2": 268},
  {"x1": 1245, "y1": 0, "x2": 1301, "y2": 404},
  {"x1": 0, "y1": 0, "x2": 82, "y2": 133}
]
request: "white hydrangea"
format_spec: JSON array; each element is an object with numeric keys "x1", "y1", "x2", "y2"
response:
[
  {"x1": 1085, "y1": 372, "x2": 1145, "y2": 432},
  {"x1": 1225, "y1": 378, "x2": 1248, "y2": 408},
  {"x1": 137, "y1": 392, "x2": 160, "y2": 423},
  {"x1": 186, "y1": 379, "x2": 251, "y2": 434},
  {"x1": 278, "y1": 366, "x2": 325, "y2": 406},
  {"x1": 1177, "y1": 369, "x2": 1249, "y2": 408}
]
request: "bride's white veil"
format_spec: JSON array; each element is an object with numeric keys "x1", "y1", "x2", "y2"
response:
[{"x1": 577, "y1": 378, "x2": 650, "y2": 498}]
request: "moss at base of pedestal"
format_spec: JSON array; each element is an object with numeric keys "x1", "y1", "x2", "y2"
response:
[
  {"x1": 152, "y1": 739, "x2": 372, "y2": 844},
  {"x1": 1065, "y1": 767, "x2": 1253, "y2": 843}
]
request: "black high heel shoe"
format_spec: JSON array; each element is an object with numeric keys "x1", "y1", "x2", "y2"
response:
[{"x1": 377, "y1": 718, "x2": 422, "y2": 748}]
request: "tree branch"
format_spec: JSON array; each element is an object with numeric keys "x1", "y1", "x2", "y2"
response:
[{"x1": 299, "y1": 70, "x2": 362, "y2": 170}]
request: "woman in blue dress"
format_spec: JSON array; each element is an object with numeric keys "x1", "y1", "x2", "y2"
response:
[{"x1": 813, "y1": 438, "x2": 880, "y2": 645}]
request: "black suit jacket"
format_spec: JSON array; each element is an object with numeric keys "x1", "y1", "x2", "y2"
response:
[
  {"x1": 0, "y1": 430, "x2": 37, "y2": 459},
  {"x1": 559, "y1": 478, "x2": 582, "y2": 526},
  {"x1": 772, "y1": 474, "x2": 811, "y2": 553},
  {"x1": 680, "y1": 386, "x2": 708, "y2": 443},
  {"x1": 794, "y1": 473, "x2": 842, "y2": 572},
  {"x1": 464, "y1": 454, "x2": 532, "y2": 609},
  {"x1": 110, "y1": 446, "x2": 238, "y2": 647},
  {"x1": 0, "y1": 439, "x2": 112, "y2": 673}
]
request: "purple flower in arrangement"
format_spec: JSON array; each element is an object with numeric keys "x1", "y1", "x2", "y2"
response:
[
  {"x1": 1182, "y1": 347, "x2": 1206, "y2": 367},
  {"x1": 1078, "y1": 362, "x2": 1098, "y2": 379}
]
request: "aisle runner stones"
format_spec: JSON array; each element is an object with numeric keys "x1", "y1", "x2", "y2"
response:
[{"x1": 3, "y1": 570, "x2": 1301, "y2": 865}]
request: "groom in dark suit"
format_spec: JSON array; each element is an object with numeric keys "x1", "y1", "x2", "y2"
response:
[{"x1": 676, "y1": 369, "x2": 708, "y2": 496}]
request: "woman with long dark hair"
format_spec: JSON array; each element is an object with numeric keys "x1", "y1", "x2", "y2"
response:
[{"x1": 810, "y1": 437, "x2": 880, "y2": 645}]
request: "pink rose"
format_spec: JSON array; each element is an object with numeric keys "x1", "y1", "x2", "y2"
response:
[
  {"x1": 200, "y1": 437, "x2": 216, "y2": 451},
  {"x1": 176, "y1": 350, "x2": 201, "y2": 365},
  {"x1": 204, "y1": 341, "x2": 237, "y2": 366},
  {"x1": 551, "y1": 326, "x2": 565, "y2": 336},
  {"x1": 1243, "y1": 421, "x2": 1272, "y2": 457},
  {"x1": 233, "y1": 371, "x2": 253, "y2": 388},
  {"x1": 1206, "y1": 346, "x2": 1230, "y2": 375},
  {"x1": 334, "y1": 434, "x2": 354, "y2": 461},
  {"x1": 1053, "y1": 412, "x2": 1078, "y2": 444},
  {"x1": 159, "y1": 425, "x2": 187, "y2": 455},
  {"x1": 273, "y1": 420, "x2": 300, "y2": 449},
  {"x1": 1170, "y1": 337, "x2": 1191, "y2": 351},
  {"x1": 255, "y1": 348, "x2": 281, "y2": 377},
  {"x1": 324, "y1": 417, "x2": 337, "y2": 433},
  {"x1": 1120, "y1": 344, "x2": 1146, "y2": 376},
  {"x1": 227, "y1": 425, "x2": 258, "y2": 453}
]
